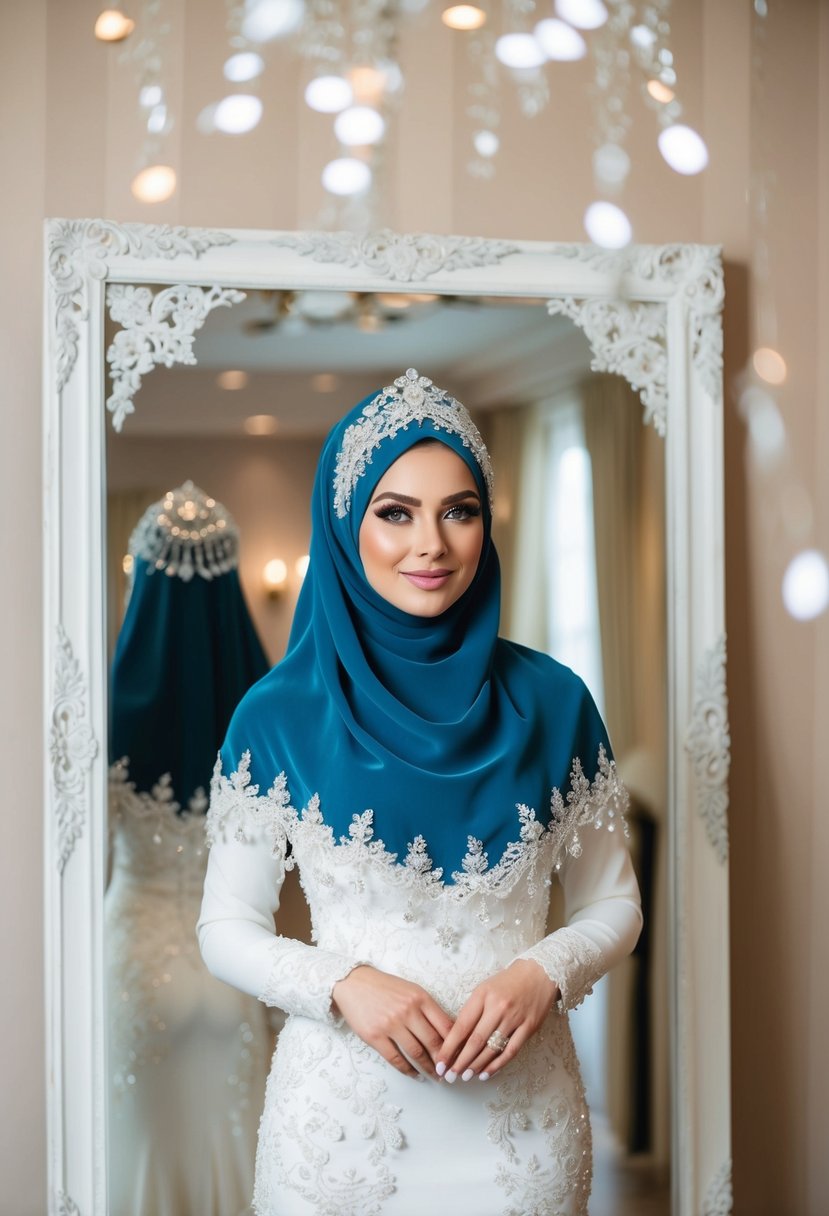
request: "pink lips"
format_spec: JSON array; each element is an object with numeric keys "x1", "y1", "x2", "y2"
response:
[{"x1": 401, "y1": 569, "x2": 453, "y2": 591}]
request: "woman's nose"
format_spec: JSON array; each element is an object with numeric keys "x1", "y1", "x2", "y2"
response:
[{"x1": 415, "y1": 519, "x2": 447, "y2": 558}]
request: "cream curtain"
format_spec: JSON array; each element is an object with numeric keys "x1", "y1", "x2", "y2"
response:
[
  {"x1": 581, "y1": 374, "x2": 668, "y2": 1165},
  {"x1": 488, "y1": 403, "x2": 549, "y2": 649}
]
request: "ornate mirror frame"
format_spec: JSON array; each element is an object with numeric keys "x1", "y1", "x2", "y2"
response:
[{"x1": 42, "y1": 219, "x2": 731, "y2": 1216}]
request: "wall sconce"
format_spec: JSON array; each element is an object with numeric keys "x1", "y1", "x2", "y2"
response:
[
  {"x1": 295, "y1": 555, "x2": 310, "y2": 580},
  {"x1": 263, "y1": 558, "x2": 288, "y2": 599}
]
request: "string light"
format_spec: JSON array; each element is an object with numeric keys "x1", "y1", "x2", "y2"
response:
[
  {"x1": 752, "y1": 346, "x2": 787, "y2": 386},
  {"x1": 223, "y1": 52, "x2": 265, "y2": 82},
  {"x1": 94, "y1": 9, "x2": 135, "y2": 41},
  {"x1": 305, "y1": 75, "x2": 353, "y2": 113},
  {"x1": 321, "y1": 157, "x2": 371, "y2": 195},
  {"x1": 584, "y1": 201, "x2": 632, "y2": 248},
  {"x1": 334, "y1": 106, "x2": 385, "y2": 146},
  {"x1": 782, "y1": 551, "x2": 829, "y2": 621},
  {"x1": 495, "y1": 33, "x2": 546, "y2": 70},
  {"x1": 534, "y1": 19, "x2": 587, "y2": 61},
  {"x1": 241, "y1": 0, "x2": 304, "y2": 43},
  {"x1": 131, "y1": 165, "x2": 176, "y2": 202},
  {"x1": 554, "y1": 0, "x2": 608, "y2": 31},
  {"x1": 657, "y1": 123, "x2": 709, "y2": 174},
  {"x1": 214, "y1": 94, "x2": 263, "y2": 134},
  {"x1": 441, "y1": 5, "x2": 486, "y2": 30}
]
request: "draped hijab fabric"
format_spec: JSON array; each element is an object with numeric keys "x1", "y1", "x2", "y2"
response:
[
  {"x1": 222, "y1": 388, "x2": 612, "y2": 879},
  {"x1": 110, "y1": 557, "x2": 270, "y2": 810}
]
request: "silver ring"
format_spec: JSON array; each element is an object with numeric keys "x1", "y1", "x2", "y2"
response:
[{"x1": 487, "y1": 1030, "x2": 510, "y2": 1054}]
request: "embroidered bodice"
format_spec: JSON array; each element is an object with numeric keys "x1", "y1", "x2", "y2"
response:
[{"x1": 198, "y1": 746, "x2": 641, "y2": 1022}]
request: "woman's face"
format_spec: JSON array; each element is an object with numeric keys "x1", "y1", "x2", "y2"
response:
[{"x1": 358, "y1": 442, "x2": 485, "y2": 617}]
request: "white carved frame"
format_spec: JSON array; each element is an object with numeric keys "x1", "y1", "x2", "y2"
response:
[{"x1": 42, "y1": 220, "x2": 731, "y2": 1216}]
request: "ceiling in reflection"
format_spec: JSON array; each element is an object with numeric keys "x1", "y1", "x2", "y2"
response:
[{"x1": 106, "y1": 291, "x2": 592, "y2": 438}]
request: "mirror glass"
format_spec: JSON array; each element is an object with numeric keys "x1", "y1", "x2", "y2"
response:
[{"x1": 104, "y1": 286, "x2": 669, "y2": 1215}]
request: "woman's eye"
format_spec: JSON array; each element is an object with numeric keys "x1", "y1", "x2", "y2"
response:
[
  {"x1": 446, "y1": 503, "x2": 480, "y2": 521},
  {"x1": 376, "y1": 506, "x2": 410, "y2": 523}
]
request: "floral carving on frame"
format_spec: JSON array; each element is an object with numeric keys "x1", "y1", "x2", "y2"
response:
[
  {"x1": 546, "y1": 294, "x2": 668, "y2": 434},
  {"x1": 684, "y1": 634, "x2": 731, "y2": 864},
  {"x1": 56, "y1": 1192, "x2": 81, "y2": 1216},
  {"x1": 105, "y1": 283, "x2": 246, "y2": 431},
  {"x1": 50, "y1": 626, "x2": 99, "y2": 875},
  {"x1": 271, "y1": 229, "x2": 520, "y2": 282},
  {"x1": 555, "y1": 242, "x2": 724, "y2": 416},
  {"x1": 46, "y1": 219, "x2": 235, "y2": 394},
  {"x1": 702, "y1": 1157, "x2": 733, "y2": 1216}
]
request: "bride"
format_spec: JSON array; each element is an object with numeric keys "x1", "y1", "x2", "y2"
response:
[{"x1": 198, "y1": 368, "x2": 642, "y2": 1215}]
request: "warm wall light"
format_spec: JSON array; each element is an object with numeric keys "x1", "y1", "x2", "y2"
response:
[
  {"x1": 244, "y1": 414, "x2": 279, "y2": 435},
  {"x1": 131, "y1": 165, "x2": 176, "y2": 203},
  {"x1": 441, "y1": 5, "x2": 487, "y2": 31},
  {"x1": 295, "y1": 555, "x2": 310, "y2": 579},
  {"x1": 263, "y1": 558, "x2": 288, "y2": 598},
  {"x1": 122, "y1": 554, "x2": 134, "y2": 576},
  {"x1": 95, "y1": 8, "x2": 135, "y2": 41},
  {"x1": 217, "y1": 369, "x2": 250, "y2": 390},
  {"x1": 311, "y1": 373, "x2": 340, "y2": 392}
]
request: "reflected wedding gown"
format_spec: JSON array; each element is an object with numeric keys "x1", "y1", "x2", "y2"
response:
[
  {"x1": 197, "y1": 744, "x2": 642, "y2": 1216},
  {"x1": 106, "y1": 761, "x2": 273, "y2": 1216}
]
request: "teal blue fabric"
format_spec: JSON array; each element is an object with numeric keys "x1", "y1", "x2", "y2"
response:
[
  {"x1": 110, "y1": 558, "x2": 269, "y2": 810},
  {"x1": 221, "y1": 390, "x2": 612, "y2": 878}
]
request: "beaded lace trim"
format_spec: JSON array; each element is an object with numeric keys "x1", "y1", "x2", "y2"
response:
[
  {"x1": 332, "y1": 367, "x2": 495, "y2": 518},
  {"x1": 205, "y1": 743, "x2": 629, "y2": 904}
]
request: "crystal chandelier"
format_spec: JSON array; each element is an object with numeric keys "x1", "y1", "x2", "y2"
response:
[{"x1": 101, "y1": 0, "x2": 708, "y2": 245}]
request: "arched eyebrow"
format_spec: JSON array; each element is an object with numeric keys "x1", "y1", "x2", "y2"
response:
[{"x1": 370, "y1": 489, "x2": 481, "y2": 507}]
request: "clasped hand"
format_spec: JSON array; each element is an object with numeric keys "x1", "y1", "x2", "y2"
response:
[{"x1": 331, "y1": 961, "x2": 559, "y2": 1083}]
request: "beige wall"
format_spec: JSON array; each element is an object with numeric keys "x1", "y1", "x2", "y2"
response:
[{"x1": 1, "y1": 0, "x2": 827, "y2": 1211}]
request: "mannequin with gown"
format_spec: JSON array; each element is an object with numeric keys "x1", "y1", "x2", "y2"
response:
[
  {"x1": 197, "y1": 372, "x2": 643, "y2": 1216},
  {"x1": 106, "y1": 481, "x2": 272, "y2": 1216}
]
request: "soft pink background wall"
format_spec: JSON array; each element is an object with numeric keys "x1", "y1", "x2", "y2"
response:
[{"x1": 1, "y1": 1, "x2": 827, "y2": 1212}]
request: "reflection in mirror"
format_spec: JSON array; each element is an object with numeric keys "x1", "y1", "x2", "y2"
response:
[
  {"x1": 105, "y1": 480, "x2": 275, "y2": 1212},
  {"x1": 105, "y1": 289, "x2": 668, "y2": 1215}
]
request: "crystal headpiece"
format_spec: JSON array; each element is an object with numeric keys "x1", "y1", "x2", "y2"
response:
[
  {"x1": 332, "y1": 368, "x2": 495, "y2": 518},
  {"x1": 128, "y1": 480, "x2": 239, "y2": 583}
]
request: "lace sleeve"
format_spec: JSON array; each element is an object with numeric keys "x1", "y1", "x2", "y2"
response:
[
  {"x1": 515, "y1": 750, "x2": 643, "y2": 1012},
  {"x1": 198, "y1": 752, "x2": 368, "y2": 1026}
]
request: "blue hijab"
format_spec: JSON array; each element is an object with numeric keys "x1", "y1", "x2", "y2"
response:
[
  {"x1": 110, "y1": 485, "x2": 270, "y2": 810},
  {"x1": 221, "y1": 370, "x2": 612, "y2": 877}
]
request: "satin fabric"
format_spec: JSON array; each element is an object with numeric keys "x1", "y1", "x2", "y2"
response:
[
  {"x1": 111, "y1": 556, "x2": 270, "y2": 807},
  {"x1": 221, "y1": 390, "x2": 611, "y2": 878}
]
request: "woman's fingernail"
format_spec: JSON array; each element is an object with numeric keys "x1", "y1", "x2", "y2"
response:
[
  {"x1": 479, "y1": 1071, "x2": 490, "y2": 1081},
  {"x1": 461, "y1": 1068, "x2": 474, "y2": 1081},
  {"x1": 445, "y1": 1070, "x2": 457, "y2": 1083},
  {"x1": 436, "y1": 1062, "x2": 446, "y2": 1077}
]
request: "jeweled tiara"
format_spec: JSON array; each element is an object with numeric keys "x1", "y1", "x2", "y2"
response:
[
  {"x1": 332, "y1": 368, "x2": 495, "y2": 518},
  {"x1": 128, "y1": 480, "x2": 239, "y2": 583}
]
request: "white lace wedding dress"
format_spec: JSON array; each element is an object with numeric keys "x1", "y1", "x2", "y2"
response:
[
  {"x1": 197, "y1": 746, "x2": 642, "y2": 1216},
  {"x1": 106, "y1": 760, "x2": 273, "y2": 1216}
]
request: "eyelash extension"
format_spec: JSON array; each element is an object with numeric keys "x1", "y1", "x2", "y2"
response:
[
  {"x1": 373, "y1": 501, "x2": 481, "y2": 522},
  {"x1": 374, "y1": 504, "x2": 413, "y2": 522}
]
